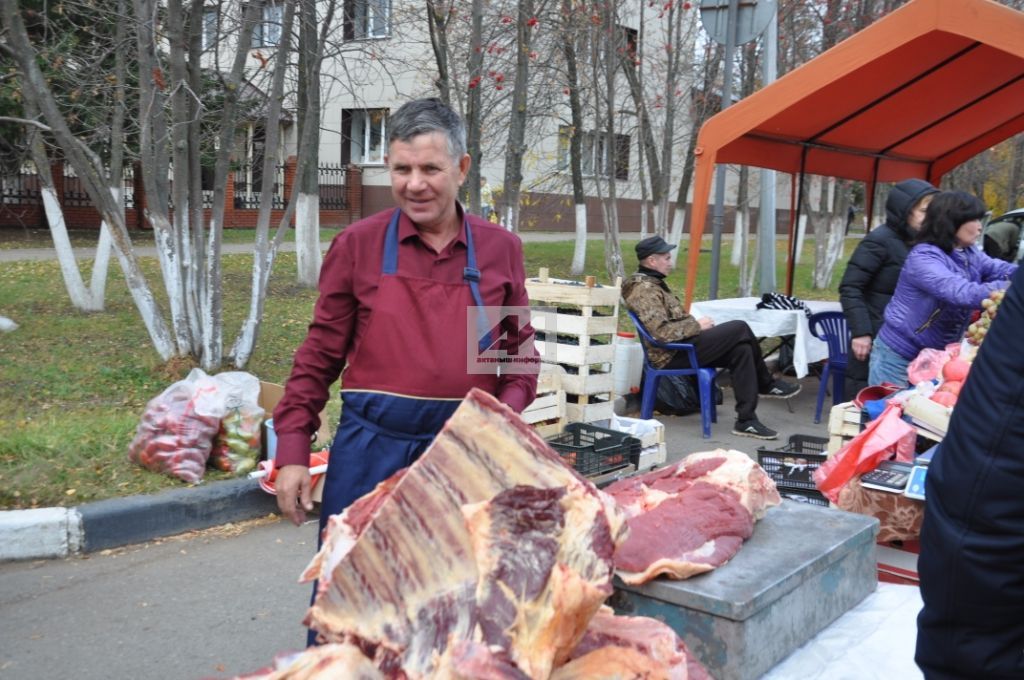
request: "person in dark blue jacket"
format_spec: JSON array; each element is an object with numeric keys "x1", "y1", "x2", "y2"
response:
[
  {"x1": 839, "y1": 179, "x2": 938, "y2": 399},
  {"x1": 869, "y1": 191, "x2": 1016, "y2": 388},
  {"x1": 916, "y1": 263, "x2": 1024, "y2": 679}
]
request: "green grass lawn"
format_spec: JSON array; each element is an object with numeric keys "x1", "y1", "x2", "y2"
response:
[{"x1": 0, "y1": 232, "x2": 854, "y2": 509}]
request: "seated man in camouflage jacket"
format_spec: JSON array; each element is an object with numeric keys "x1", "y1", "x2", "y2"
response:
[{"x1": 622, "y1": 236, "x2": 800, "y2": 440}]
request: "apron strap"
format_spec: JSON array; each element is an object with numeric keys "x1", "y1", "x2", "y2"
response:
[
  {"x1": 463, "y1": 221, "x2": 494, "y2": 353},
  {"x1": 382, "y1": 208, "x2": 494, "y2": 354},
  {"x1": 382, "y1": 208, "x2": 401, "y2": 275}
]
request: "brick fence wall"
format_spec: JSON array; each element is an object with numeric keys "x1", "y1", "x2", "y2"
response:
[{"x1": 0, "y1": 157, "x2": 363, "y2": 231}]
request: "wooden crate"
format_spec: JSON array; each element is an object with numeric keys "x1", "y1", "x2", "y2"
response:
[
  {"x1": 522, "y1": 365, "x2": 566, "y2": 438},
  {"x1": 527, "y1": 270, "x2": 621, "y2": 423},
  {"x1": 637, "y1": 443, "x2": 668, "y2": 471},
  {"x1": 566, "y1": 397, "x2": 614, "y2": 424},
  {"x1": 827, "y1": 401, "x2": 866, "y2": 454}
]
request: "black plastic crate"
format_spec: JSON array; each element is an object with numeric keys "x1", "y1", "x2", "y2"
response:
[
  {"x1": 779, "y1": 487, "x2": 830, "y2": 507},
  {"x1": 546, "y1": 423, "x2": 639, "y2": 477},
  {"x1": 757, "y1": 434, "x2": 829, "y2": 491}
]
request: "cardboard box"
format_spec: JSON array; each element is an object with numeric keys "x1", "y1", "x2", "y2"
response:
[{"x1": 257, "y1": 381, "x2": 334, "y2": 452}]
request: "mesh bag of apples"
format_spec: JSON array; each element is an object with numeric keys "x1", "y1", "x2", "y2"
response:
[{"x1": 928, "y1": 286, "x2": 1010, "y2": 408}]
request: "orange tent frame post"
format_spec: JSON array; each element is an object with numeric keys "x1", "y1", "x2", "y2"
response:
[{"x1": 682, "y1": 0, "x2": 1024, "y2": 308}]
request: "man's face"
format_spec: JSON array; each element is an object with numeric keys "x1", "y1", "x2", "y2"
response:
[
  {"x1": 387, "y1": 131, "x2": 470, "y2": 232},
  {"x1": 644, "y1": 251, "x2": 673, "y2": 276}
]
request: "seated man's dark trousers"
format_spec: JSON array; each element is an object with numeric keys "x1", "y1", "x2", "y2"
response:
[{"x1": 663, "y1": 320, "x2": 773, "y2": 422}]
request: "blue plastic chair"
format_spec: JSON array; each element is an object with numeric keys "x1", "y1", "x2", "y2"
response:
[
  {"x1": 809, "y1": 311, "x2": 851, "y2": 424},
  {"x1": 627, "y1": 310, "x2": 718, "y2": 438}
]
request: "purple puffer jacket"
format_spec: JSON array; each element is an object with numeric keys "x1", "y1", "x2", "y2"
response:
[{"x1": 877, "y1": 243, "x2": 1017, "y2": 360}]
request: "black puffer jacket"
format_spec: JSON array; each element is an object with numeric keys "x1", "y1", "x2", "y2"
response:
[{"x1": 839, "y1": 178, "x2": 939, "y2": 339}]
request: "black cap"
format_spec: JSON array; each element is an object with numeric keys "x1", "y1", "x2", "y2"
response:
[{"x1": 635, "y1": 235, "x2": 676, "y2": 261}]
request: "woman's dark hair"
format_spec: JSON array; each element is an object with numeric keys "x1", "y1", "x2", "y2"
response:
[{"x1": 916, "y1": 191, "x2": 987, "y2": 253}]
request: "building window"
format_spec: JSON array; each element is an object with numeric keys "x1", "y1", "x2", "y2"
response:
[
  {"x1": 559, "y1": 126, "x2": 629, "y2": 180},
  {"x1": 342, "y1": 109, "x2": 389, "y2": 165},
  {"x1": 202, "y1": 7, "x2": 218, "y2": 50},
  {"x1": 254, "y1": 3, "x2": 283, "y2": 48},
  {"x1": 344, "y1": 0, "x2": 390, "y2": 40}
]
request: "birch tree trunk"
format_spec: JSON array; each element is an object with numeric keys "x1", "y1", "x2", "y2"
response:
[
  {"x1": 230, "y1": 0, "x2": 298, "y2": 367},
  {"x1": 669, "y1": 44, "x2": 721, "y2": 264},
  {"x1": 501, "y1": 0, "x2": 535, "y2": 233},
  {"x1": 295, "y1": 0, "x2": 325, "y2": 288},
  {"x1": 561, "y1": 0, "x2": 587, "y2": 275},
  {"x1": 464, "y1": 0, "x2": 484, "y2": 214},
  {"x1": 0, "y1": 0, "x2": 176, "y2": 359}
]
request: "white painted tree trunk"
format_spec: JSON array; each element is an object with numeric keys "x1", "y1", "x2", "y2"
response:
[
  {"x1": 296, "y1": 192, "x2": 321, "y2": 286},
  {"x1": 88, "y1": 188, "x2": 118, "y2": 305},
  {"x1": 730, "y1": 210, "x2": 744, "y2": 267},
  {"x1": 148, "y1": 211, "x2": 192, "y2": 356},
  {"x1": 653, "y1": 200, "x2": 669, "y2": 239},
  {"x1": 41, "y1": 186, "x2": 95, "y2": 310},
  {"x1": 639, "y1": 200, "x2": 649, "y2": 241},
  {"x1": 570, "y1": 202, "x2": 588, "y2": 275},
  {"x1": 668, "y1": 206, "x2": 686, "y2": 267},
  {"x1": 794, "y1": 215, "x2": 808, "y2": 265}
]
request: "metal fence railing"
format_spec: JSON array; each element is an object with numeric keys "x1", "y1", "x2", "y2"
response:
[
  {"x1": 318, "y1": 163, "x2": 348, "y2": 210},
  {"x1": 232, "y1": 165, "x2": 286, "y2": 210},
  {"x1": 2, "y1": 163, "x2": 349, "y2": 214},
  {"x1": 0, "y1": 168, "x2": 41, "y2": 205}
]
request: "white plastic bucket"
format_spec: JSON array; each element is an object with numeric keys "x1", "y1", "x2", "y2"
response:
[
  {"x1": 613, "y1": 332, "x2": 644, "y2": 396},
  {"x1": 263, "y1": 418, "x2": 277, "y2": 461}
]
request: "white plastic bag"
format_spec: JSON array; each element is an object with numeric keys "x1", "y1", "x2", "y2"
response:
[
  {"x1": 208, "y1": 372, "x2": 265, "y2": 475},
  {"x1": 128, "y1": 368, "x2": 227, "y2": 483}
]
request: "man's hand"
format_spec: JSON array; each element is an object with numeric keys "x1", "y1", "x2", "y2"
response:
[
  {"x1": 276, "y1": 464, "x2": 314, "y2": 526},
  {"x1": 698, "y1": 316, "x2": 715, "y2": 330},
  {"x1": 851, "y1": 335, "x2": 872, "y2": 361}
]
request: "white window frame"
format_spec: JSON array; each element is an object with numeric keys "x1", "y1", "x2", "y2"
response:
[
  {"x1": 350, "y1": 109, "x2": 388, "y2": 165},
  {"x1": 560, "y1": 127, "x2": 628, "y2": 180},
  {"x1": 348, "y1": 0, "x2": 390, "y2": 40},
  {"x1": 202, "y1": 7, "x2": 218, "y2": 50},
  {"x1": 255, "y1": 3, "x2": 283, "y2": 48}
]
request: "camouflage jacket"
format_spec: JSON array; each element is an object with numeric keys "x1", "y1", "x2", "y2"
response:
[{"x1": 621, "y1": 271, "x2": 702, "y2": 368}]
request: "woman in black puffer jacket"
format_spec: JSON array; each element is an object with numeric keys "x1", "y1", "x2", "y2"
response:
[{"x1": 838, "y1": 178, "x2": 938, "y2": 399}]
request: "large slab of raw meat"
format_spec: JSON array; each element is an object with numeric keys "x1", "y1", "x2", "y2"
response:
[
  {"x1": 299, "y1": 388, "x2": 624, "y2": 678},
  {"x1": 605, "y1": 449, "x2": 781, "y2": 585},
  {"x1": 552, "y1": 607, "x2": 711, "y2": 680}
]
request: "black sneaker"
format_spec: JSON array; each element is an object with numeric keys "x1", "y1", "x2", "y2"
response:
[
  {"x1": 732, "y1": 419, "x2": 778, "y2": 440},
  {"x1": 761, "y1": 380, "x2": 801, "y2": 399}
]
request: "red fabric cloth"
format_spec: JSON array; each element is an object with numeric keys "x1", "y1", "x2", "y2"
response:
[{"x1": 272, "y1": 207, "x2": 537, "y2": 467}]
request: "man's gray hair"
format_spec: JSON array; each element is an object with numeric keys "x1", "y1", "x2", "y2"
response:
[{"x1": 388, "y1": 98, "x2": 467, "y2": 161}]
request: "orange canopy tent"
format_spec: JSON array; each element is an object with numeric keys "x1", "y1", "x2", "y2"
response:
[{"x1": 683, "y1": 0, "x2": 1024, "y2": 307}]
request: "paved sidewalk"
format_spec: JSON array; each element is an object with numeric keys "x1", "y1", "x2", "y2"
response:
[
  {"x1": 0, "y1": 376, "x2": 831, "y2": 561},
  {"x1": 0, "y1": 231, "x2": 607, "y2": 262}
]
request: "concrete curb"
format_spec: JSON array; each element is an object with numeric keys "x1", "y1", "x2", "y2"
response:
[{"x1": 0, "y1": 478, "x2": 278, "y2": 561}]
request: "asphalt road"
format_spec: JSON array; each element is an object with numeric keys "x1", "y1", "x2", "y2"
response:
[{"x1": 0, "y1": 516, "x2": 319, "y2": 680}]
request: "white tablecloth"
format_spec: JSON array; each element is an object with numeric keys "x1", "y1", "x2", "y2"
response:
[{"x1": 689, "y1": 297, "x2": 842, "y2": 379}]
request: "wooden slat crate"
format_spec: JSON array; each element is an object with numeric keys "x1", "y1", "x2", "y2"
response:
[
  {"x1": 565, "y1": 397, "x2": 614, "y2": 424},
  {"x1": 827, "y1": 401, "x2": 867, "y2": 454},
  {"x1": 522, "y1": 365, "x2": 566, "y2": 439},
  {"x1": 527, "y1": 270, "x2": 620, "y2": 424}
]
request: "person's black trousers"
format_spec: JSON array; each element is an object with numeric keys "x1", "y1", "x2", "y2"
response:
[
  {"x1": 844, "y1": 353, "x2": 869, "y2": 401},
  {"x1": 665, "y1": 320, "x2": 773, "y2": 422}
]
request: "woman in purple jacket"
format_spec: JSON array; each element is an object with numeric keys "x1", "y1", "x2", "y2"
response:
[{"x1": 869, "y1": 191, "x2": 1017, "y2": 388}]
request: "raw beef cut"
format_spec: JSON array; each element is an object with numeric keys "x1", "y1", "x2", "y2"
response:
[
  {"x1": 606, "y1": 449, "x2": 780, "y2": 584},
  {"x1": 462, "y1": 484, "x2": 616, "y2": 677},
  {"x1": 237, "y1": 642, "x2": 384, "y2": 679},
  {"x1": 552, "y1": 608, "x2": 710, "y2": 680},
  {"x1": 299, "y1": 388, "x2": 625, "y2": 678}
]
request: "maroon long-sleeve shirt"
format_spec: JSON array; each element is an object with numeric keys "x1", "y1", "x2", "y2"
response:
[{"x1": 272, "y1": 207, "x2": 538, "y2": 467}]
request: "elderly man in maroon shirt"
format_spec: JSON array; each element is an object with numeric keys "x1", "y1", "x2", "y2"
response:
[{"x1": 272, "y1": 98, "x2": 538, "y2": 547}]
